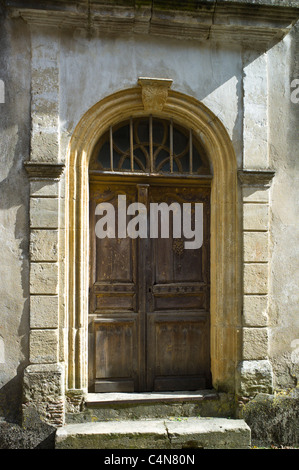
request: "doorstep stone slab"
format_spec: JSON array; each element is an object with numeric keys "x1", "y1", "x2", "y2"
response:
[
  {"x1": 165, "y1": 417, "x2": 251, "y2": 449},
  {"x1": 55, "y1": 420, "x2": 169, "y2": 449},
  {"x1": 55, "y1": 418, "x2": 251, "y2": 449}
]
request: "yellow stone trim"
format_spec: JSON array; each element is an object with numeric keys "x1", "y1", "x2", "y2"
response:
[
  {"x1": 65, "y1": 85, "x2": 240, "y2": 392},
  {"x1": 138, "y1": 77, "x2": 173, "y2": 112}
]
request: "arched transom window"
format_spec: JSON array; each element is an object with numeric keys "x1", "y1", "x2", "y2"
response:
[{"x1": 90, "y1": 116, "x2": 211, "y2": 175}]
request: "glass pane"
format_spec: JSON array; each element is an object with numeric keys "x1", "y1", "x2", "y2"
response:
[
  {"x1": 113, "y1": 123, "x2": 130, "y2": 153},
  {"x1": 192, "y1": 145, "x2": 203, "y2": 173},
  {"x1": 153, "y1": 119, "x2": 167, "y2": 145},
  {"x1": 156, "y1": 148, "x2": 170, "y2": 172},
  {"x1": 175, "y1": 151, "x2": 189, "y2": 172},
  {"x1": 136, "y1": 119, "x2": 149, "y2": 144},
  {"x1": 113, "y1": 149, "x2": 123, "y2": 170},
  {"x1": 120, "y1": 155, "x2": 131, "y2": 170},
  {"x1": 173, "y1": 126, "x2": 188, "y2": 155},
  {"x1": 90, "y1": 117, "x2": 210, "y2": 176},
  {"x1": 97, "y1": 141, "x2": 110, "y2": 169},
  {"x1": 134, "y1": 147, "x2": 148, "y2": 171}
]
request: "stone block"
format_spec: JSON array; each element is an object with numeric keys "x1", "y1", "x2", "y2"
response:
[
  {"x1": 165, "y1": 417, "x2": 251, "y2": 449},
  {"x1": 243, "y1": 327, "x2": 269, "y2": 360},
  {"x1": 243, "y1": 295, "x2": 268, "y2": 327},
  {"x1": 30, "y1": 295, "x2": 59, "y2": 329},
  {"x1": 23, "y1": 363, "x2": 65, "y2": 427},
  {"x1": 243, "y1": 116, "x2": 268, "y2": 169},
  {"x1": 237, "y1": 360, "x2": 273, "y2": 397},
  {"x1": 243, "y1": 263, "x2": 268, "y2": 294},
  {"x1": 30, "y1": 229, "x2": 58, "y2": 261},
  {"x1": 30, "y1": 262, "x2": 58, "y2": 294},
  {"x1": 31, "y1": 30, "x2": 59, "y2": 63},
  {"x1": 78, "y1": 390, "x2": 235, "y2": 422},
  {"x1": 55, "y1": 420, "x2": 169, "y2": 449},
  {"x1": 55, "y1": 418, "x2": 251, "y2": 449},
  {"x1": 242, "y1": 187, "x2": 269, "y2": 203},
  {"x1": 31, "y1": 64, "x2": 59, "y2": 134},
  {"x1": 243, "y1": 53, "x2": 268, "y2": 170},
  {"x1": 243, "y1": 231, "x2": 268, "y2": 262},
  {"x1": 243, "y1": 203, "x2": 269, "y2": 231},
  {"x1": 30, "y1": 180, "x2": 59, "y2": 197},
  {"x1": 241, "y1": 389, "x2": 299, "y2": 448},
  {"x1": 30, "y1": 197, "x2": 59, "y2": 228},
  {"x1": 30, "y1": 131, "x2": 59, "y2": 163},
  {"x1": 29, "y1": 329, "x2": 58, "y2": 364}
]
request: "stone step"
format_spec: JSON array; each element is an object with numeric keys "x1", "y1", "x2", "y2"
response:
[
  {"x1": 55, "y1": 417, "x2": 251, "y2": 449},
  {"x1": 66, "y1": 390, "x2": 235, "y2": 423}
]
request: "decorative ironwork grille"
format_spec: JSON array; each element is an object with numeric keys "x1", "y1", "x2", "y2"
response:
[{"x1": 90, "y1": 117, "x2": 211, "y2": 175}]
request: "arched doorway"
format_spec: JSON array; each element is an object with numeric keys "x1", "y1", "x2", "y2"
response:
[
  {"x1": 65, "y1": 81, "x2": 240, "y2": 396},
  {"x1": 88, "y1": 116, "x2": 212, "y2": 392}
]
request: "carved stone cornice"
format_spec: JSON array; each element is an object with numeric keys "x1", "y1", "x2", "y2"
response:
[
  {"x1": 5, "y1": 1, "x2": 299, "y2": 49},
  {"x1": 238, "y1": 169, "x2": 275, "y2": 187},
  {"x1": 138, "y1": 77, "x2": 173, "y2": 112},
  {"x1": 24, "y1": 161, "x2": 65, "y2": 179}
]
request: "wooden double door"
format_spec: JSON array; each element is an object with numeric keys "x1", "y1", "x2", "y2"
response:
[{"x1": 89, "y1": 178, "x2": 211, "y2": 392}]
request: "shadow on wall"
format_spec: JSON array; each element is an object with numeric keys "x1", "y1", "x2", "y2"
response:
[{"x1": 0, "y1": 9, "x2": 31, "y2": 423}]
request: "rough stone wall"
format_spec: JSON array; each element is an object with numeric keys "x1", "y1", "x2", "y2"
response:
[{"x1": 241, "y1": 388, "x2": 299, "y2": 447}]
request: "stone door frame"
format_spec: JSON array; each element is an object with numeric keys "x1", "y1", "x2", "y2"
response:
[{"x1": 24, "y1": 79, "x2": 274, "y2": 426}]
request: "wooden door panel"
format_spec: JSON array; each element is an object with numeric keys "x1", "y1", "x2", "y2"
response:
[
  {"x1": 154, "y1": 319, "x2": 209, "y2": 375},
  {"x1": 95, "y1": 293, "x2": 136, "y2": 311},
  {"x1": 89, "y1": 180, "x2": 211, "y2": 392},
  {"x1": 93, "y1": 319, "x2": 137, "y2": 392},
  {"x1": 153, "y1": 294, "x2": 206, "y2": 311},
  {"x1": 93, "y1": 283, "x2": 136, "y2": 312},
  {"x1": 151, "y1": 282, "x2": 208, "y2": 311},
  {"x1": 89, "y1": 183, "x2": 140, "y2": 392},
  {"x1": 154, "y1": 377, "x2": 206, "y2": 391},
  {"x1": 147, "y1": 313, "x2": 210, "y2": 391},
  {"x1": 147, "y1": 185, "x2": 211, "y2": 391},
  {"x1": 154, "y1": 238, "x2": 204, "y2": 283},
  {"x1": 96, "y1": 237, "x2": 134, "y2": 282}
]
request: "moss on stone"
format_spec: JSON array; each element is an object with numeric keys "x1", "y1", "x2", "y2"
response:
[{"x1": 241, "y1": 387, "x2": 299, "y2": 447}]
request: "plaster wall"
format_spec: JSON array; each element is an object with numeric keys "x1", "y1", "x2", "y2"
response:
[
  {"x1": 0, "y1": 15, "x2": 31, "y2": 420},
  {"x1": 58, "y1": 31, "x2": 243, "y2": 167},
  {"x1": 268, "y1": 22, "x2": 299, "y2": 389}
]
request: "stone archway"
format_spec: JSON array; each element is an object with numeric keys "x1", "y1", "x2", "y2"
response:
[{"x1": 65, "y1": 79, "x2": 240, "y2": 399}]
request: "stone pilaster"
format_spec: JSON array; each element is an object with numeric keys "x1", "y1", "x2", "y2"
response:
[
  {"x1": 243, "y1": 51, "x2": 269, "y2": 170},
  {"x1": 23, "y1": 164, "x2": 65, "y2": 426},
  {"x1": 22, "y1": 25, "x2": 65, "y2": 427},
  {"x1": 238, "y1": 169, "x2": 275, "y2": 397},
  {"x1": 237, "y1": 49, "x2": 275, "y2": 398},
  {"x1": 30, "y1": 26, "x2": 60, "y2": 163}
]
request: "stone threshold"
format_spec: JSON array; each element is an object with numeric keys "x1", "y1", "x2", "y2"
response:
[{"x1": 85, "y1": 389, "x2": 218, "y2": 406}]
